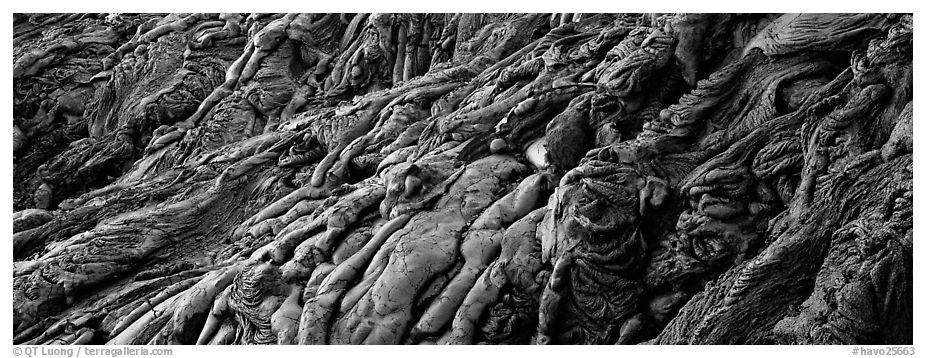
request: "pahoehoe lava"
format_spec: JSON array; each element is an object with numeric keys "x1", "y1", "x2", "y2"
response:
[{"x1": 12, "y1": 13, "x2": 912, "y2": 345}]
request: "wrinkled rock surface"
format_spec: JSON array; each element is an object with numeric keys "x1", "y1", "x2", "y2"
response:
[{"x1": 12, "y1": 13, "x2": 912, "y2": 345}]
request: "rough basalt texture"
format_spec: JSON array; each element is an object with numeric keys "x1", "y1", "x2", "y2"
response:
[{"x1": 12, "y1": 13, "x2": 912, "y2": 345}]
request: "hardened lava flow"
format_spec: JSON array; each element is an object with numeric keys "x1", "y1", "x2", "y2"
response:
[{"x1": 13, "y1": 13, "x2": 911, "y2": 345}]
